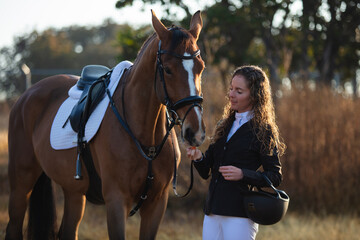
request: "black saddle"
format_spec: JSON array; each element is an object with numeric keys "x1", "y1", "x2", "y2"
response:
[
  {"x1": 69, "y1": 65, "x2": 111, "y2": 134},
  {"x1": 76, "y1": 65, "x2": 110, "y2": 90}
]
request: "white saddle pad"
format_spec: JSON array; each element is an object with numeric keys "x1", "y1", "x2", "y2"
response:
[{"x1": 50, "y1": 61, "x2": 133, "y2": 150}]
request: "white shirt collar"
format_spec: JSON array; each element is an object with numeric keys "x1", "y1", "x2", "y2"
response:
[
  {"x1": 235, "y1": 110, "x2": 253, "y2": 122},
  {"x1": 226, "y1": 110, "x2": 253, "y2": 142}
]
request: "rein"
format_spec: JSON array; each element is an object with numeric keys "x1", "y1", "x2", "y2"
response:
[{"x1": 103, "y1": 40, "x2": 203, "y2": 216}]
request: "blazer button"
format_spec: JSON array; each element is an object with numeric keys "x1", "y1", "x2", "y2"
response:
[{"x1": 224, "y1": 146, "x2": 226, "y2": 150}]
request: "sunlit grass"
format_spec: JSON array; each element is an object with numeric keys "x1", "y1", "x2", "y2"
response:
[
  {"x1": 1, "y1": 196, "x2": 359, "y2": 240},
  {"x1": 256, "y1": 212, "x2": 360, "y2": 240},
  {"x1": 0, "y1": 130, "x2": 7, "y2": 166},
  {"x1": 0, "y1": 131, "x2": 7, "y2": 153}
]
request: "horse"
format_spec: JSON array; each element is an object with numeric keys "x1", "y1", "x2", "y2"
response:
[{"x1": 5, "y1": 10, "x2": 205, "y2": 240}]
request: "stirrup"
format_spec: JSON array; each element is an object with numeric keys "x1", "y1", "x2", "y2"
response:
[{"x1": 74, "y1": 153, "x2": 83, "y2": 180}]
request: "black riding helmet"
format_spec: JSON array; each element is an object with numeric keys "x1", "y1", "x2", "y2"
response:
[{"x1": 243, "y1": 174, "x2": 290, "y2": 225}]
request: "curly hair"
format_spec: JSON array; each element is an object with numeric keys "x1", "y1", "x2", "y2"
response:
[{"x1": 211, "y1": 65, "x2": 286, "y2": 156}]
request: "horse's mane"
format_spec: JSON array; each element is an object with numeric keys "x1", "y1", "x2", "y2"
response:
[
  {"x1": 133, "y1": 33, "x2": 157, "y2": 65},
  {"x1": 134, "y1": 26, "x2": 190, "y2": 65}
]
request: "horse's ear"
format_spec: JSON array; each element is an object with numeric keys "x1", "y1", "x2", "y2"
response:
[
  {"x1": 189, "y1": 10, "x2": 203, "y2": 40},
  {"x1": 151, "y1": 9, "x2": 170, "y2": 41}
]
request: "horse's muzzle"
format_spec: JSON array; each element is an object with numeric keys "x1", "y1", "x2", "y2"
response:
[{"x1": 183, "y1": 125, "x2": 205, "y2": 147}]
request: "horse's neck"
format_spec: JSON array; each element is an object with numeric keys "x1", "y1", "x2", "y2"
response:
[{"x1": 120, "y1": 49, "x2": 166, "y2": 146}]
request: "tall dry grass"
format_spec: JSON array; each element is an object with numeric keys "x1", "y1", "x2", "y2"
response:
[
  {"x1": 0, "y1": 130, "x2": 8, "y2": 196},
  {"x1": 277, "y1": 84, "x2": 360, "y2": 214}
]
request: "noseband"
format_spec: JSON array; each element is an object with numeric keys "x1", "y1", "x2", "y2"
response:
[{"x1": 155, "y1": 40, "x2": 203, "y2": 126}]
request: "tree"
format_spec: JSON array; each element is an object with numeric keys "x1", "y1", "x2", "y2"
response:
[
  {"x1": 247, "y1": 0, "x2": 299, "y2": 84},
  {"x1": 116, "y1": 0, "x2": 194, "y2": 19},
  {"x1": 0, "y1": 45, "x2": 25, "y2": 99},
  {"x1": 316, "y1": 0, "x2": 359, "y2": 85},
  {"x1": 0, "y1": 20, "x2": 143, "y2": 99},
  {"x1": 116, "y1": 0, "x2": 300, "y2": 85},
  {"x1": 116, "y1": 25, "x2": 153, "y2": 61},
  {"x1": 295, "y1": 0, "x2": 360, "y2": 94},
  {"x1": 116, "y1": 0, "x2": 360, "y2": 92},
  {"x1": 201, "y1": 1, "x2": 272, "y2": 86},
  {"x1": 298, "y1": 0, "x2": 322, "y2": 80}
]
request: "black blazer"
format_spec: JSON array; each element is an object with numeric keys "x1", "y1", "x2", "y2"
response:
[{"x1": 194, "y1": 121, "x2": 282, "y2": 217}]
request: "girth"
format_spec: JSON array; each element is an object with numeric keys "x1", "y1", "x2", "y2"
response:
[{"x1": 79, "y1": 142, "x2": 105, "y2": 205}]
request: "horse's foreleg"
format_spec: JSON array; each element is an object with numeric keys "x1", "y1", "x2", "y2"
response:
[
  {"x1": 105, "y1": 196, "x2": 127, "y2": 240},
  {"x1": 58, "y1": 191, "x2": 86, "y2": 240},
  {"x1": 139, "y1": 191, "x2": 169, "y2": 240}
]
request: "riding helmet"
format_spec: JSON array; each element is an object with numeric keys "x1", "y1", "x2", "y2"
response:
[{"x1": 243, "y1": 174, "x2": 290, "y2": 225}]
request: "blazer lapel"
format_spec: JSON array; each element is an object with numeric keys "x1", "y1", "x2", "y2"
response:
[{"x1": 226, "y1": 121, "x2": 251, "y2": 143}]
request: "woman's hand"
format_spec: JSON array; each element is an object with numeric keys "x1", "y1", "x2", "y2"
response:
[
  {"x1": 186, "y1": 146, "x2": 202, "y2": 161},
  {"x1": 219, "y1": 166, "x2": 244, "y2": 181}
]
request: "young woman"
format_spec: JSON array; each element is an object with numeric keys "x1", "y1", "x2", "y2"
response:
[{"x1": 187, "y1": 65, "x2": 286, "y2": 240}]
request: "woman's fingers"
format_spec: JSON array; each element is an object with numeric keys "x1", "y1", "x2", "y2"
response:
[
  {"x1": 219, "y1": 166, "x2": 234, "y2": 173},
  {"x1": 219, "y1": 166, "x2": 243, "y2": 181},
  {"x1": 186, "y1": 147, "x2": 201, "y2": 160}
]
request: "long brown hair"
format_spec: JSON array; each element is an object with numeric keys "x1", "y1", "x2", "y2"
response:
[{"x1": 211, "y1": 65, "x2": 286, "y2": 156}]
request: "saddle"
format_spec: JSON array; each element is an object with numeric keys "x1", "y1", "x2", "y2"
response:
[
  {"x1": 69, "y1": 65, "x2": 110, "y2": 134},
  {"x1": 68, "y1": 64, "x2": 111, "y2": 204}
]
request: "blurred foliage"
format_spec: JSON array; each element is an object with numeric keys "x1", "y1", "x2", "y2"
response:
[
  {"x1": 117, "y1": 0, "x2": 360, "y2": 87},
  {"x1": 116, "y1": 25, "x2": 153, "y2": 61},
  {"x1": 0, "y1": 19, "x2": 131, "y2": 99},
  {"x1": 0, "y1": 0, "x2": 359, "y2": 97}
]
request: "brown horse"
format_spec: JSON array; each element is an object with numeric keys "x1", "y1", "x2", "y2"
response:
[{"x1": 6, "y1": 10, "x2": 205, "y2": 240}]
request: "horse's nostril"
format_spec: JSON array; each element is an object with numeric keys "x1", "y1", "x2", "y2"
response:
[{"x1": 185, "y1": 127, "x2": 195, "y2": 142}]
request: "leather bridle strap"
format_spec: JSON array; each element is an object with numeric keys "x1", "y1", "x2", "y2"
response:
[
  {"x1": 172, "y1": 95, "x2": 203, "y2": 111},
  {"x1": 155, "y1": 40, "x2": 203, "y2": 115},
  {"x1": 172, "y1": 143, "x2": 195, "y2": 198},
  {"x1": 104, "y1": 73, "x2": 178, "y2": 216}
]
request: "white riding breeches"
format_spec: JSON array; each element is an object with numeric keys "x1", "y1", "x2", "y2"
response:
[{"x1": 202, "y1": 214, "x2": 259, "y2": 240}]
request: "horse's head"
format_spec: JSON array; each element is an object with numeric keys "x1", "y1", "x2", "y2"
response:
[{"x1": 151, "y1": 10, "x2": 205, "y2": 147}]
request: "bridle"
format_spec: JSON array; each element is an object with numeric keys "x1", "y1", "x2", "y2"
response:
[
  {"x1": 155, "y1": 40, "x2": 203, "y2": 129},
  {"x1": 103, "y1": 37, "x2": 204, "y2": 216}
]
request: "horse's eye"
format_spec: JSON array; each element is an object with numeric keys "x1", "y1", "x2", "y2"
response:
[{"x1": 164, "y1": 67, "x2": 172, "y2": 75}]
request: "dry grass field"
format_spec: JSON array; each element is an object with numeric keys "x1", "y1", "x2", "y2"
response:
[
  {"x1": 1, "y1": 80, "x2": 360, "y2": 239},
  {"x1": 1, "y1": 195, "x2": 359, "y2": 240}
]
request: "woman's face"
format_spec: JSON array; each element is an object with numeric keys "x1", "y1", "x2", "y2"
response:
[{"x1": 229, "y1": 74, "x2": 252, "y2": 113}]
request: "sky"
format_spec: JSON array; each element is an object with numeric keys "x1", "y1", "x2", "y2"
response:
[
  {"x1": 0, "y1": 0, "x2": 304, "y2": 50},
  {"x1": 0, "y1": 0, "x2": 207, "y2": 49}
]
